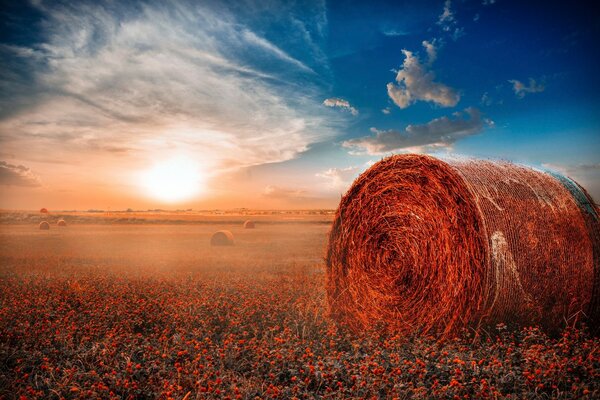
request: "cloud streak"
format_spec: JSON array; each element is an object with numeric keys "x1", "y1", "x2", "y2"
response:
[
  {"x1": 0, "y1": 0, "x2": 335, "y2": 185},
  {"x1": 343, "y1": 107, "x2": 490, "y2": 154},
  {"x1": 0, "y1": 161, "x2": 41, "y2": 187}
]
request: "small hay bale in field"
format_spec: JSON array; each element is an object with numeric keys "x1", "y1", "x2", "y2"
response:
[
  {"x1": 57, "y1": 219, "x2": 67, "y2": 226},
  {"x1": 40, "y1": 208, "x2": 48, "y2": 213},
  {"x1": 39, "y1": 221, "x2": 50, "y2": 230},
  {"x1": 211, "y1": 230, "x2": 234, "y2": 246},
  {"x1": 244, "y1": 220, "x2": 255, "y2": 229},
  {"x1": 326, "y1": 154, "x2": 599, "y2": 338}
]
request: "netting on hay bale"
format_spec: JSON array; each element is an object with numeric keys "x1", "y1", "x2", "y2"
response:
[{"x1": 326, "y1": 154, "x2": 599, "y2": 338}]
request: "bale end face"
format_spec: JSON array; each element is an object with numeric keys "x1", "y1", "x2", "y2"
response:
[
  {"x1": 57, "y1": 220, "x2": 67, "y2": 226},
  {"x1": 40, "y1": 208, "x2": 48, "y2": 213},
  {"x1": 244, "y1": 220, "x2": 255, "y2": 229},
  {"x1": 39, "y1": 221, "x2": 50, "y2": 230},
  {"x1": 211, "y1": 230, "x2": 235, "y2": 246}
]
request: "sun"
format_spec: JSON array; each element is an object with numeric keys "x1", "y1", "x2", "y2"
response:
[{"x1": 140, "y1": 157, "x2": 205, "y2": 203}]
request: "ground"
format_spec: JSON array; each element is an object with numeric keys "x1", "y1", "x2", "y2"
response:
[{"x1": 0, "y1": 212, "x2": 599, "y2": 399}]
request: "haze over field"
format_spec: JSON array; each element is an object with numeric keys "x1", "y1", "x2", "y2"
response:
[{"x1": 1, "y1": 0, "x2": 599, "y2": 209}]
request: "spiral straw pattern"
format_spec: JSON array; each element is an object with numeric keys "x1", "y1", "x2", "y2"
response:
[{"x1": 326, "y1": 154, "x2": 599, "y2": 337}]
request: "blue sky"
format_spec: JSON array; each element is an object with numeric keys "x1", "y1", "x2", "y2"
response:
[{"x1": 0, "y1": 0, "x2": 599, "y2": 208}]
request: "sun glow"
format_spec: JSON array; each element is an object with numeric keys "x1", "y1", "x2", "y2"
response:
[{"x1": 140, "y1": 157, "x2": 205, "y2": 202}]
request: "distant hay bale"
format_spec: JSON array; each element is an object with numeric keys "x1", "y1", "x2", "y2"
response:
[
  {"x1": 39, "y1": 221, "x2": 50, "y2": 230},
  {"x1": 326, "y1": 154, "x2": 599, "y2": 338},
  {"x1": 243, "y1": 220, "x2": 255, "y2": 229},
  {"x1": 211, "y1": 230, "x2": 235, "y2": 246},
  {"x1": 40, "y1": 208, "x2": 48, "y2": 213},
  {"x1": 57, "y1": 219, "x2": 67, "y2": 226}
]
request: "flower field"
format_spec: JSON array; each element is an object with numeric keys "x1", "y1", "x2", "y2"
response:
[{"x1": 1, "y1": 222, "x2": 599, "y2": 399}]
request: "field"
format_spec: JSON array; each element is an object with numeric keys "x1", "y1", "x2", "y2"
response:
[{"x1": 1, "y1": 213, "x2": 599, "y2": 399}]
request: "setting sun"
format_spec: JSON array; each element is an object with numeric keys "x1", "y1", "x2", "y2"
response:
[{"x1": 139, "y1": 158, "x2": 205, "y2": 203}]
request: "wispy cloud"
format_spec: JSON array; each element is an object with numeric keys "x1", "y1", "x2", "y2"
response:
[
  {"x1": 316, "y1": 166, "x2": 360, "y2": 189},
  {"x1": 0, "y1": 0, "x2": 334, "y2": 184},
  {"x1": 508, "y1": 78, "x2": 546, "y2": 98},
  {"x1": 437, "y1": 0, "x2": 464, "y2": 40},
  {"x1": 343, "y1": 107, "x2": 491, "y2": 155},
  {"x1": 323, "y1": 97, "x2": 359, "y2": 116},
  {"x1": 387, "y1": 41, "x2": 460, "y2": 109},
  {"x1": 263, "y1": 185, "x2": 308, "y2": 199},
  {"x1": 0, "y1": 161, "x2": 41, "y2": 187}
]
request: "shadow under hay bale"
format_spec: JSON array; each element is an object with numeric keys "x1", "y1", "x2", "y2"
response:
[
  {"x1": 39, "y1": 221, "x2": 50, "y2": 230},
  {"x1": 244, "y1": 220, "x2": 255, "y2": 229},
  {"x1": 326, "y1": 154, "x2": 599, "y2": 338},
  {"x1": 57, "y1": 219, "x2": 67, "y2": 226},
  {"x1": 211, "y1": 230, "x2": 234, "y2": 246}
]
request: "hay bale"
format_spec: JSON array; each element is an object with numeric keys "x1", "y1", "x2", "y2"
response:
[
  {"x1": 326, "y1": 154, "x2": 599, "y2": 337},
  {"x1": 243, "y1": 220, "x2": 255, "y2": 229},
  {"x1": 211, "y1": 230, "x2": 234, "y2": 246},
  {"x1": 39, "y1": 221, "x2": 50, "y2": 230},
  {"x1": 40, "y1": 208, "x2": 48, "y2": 213},
  {"x1": 57, "y1": 219, "x2": 67, "y2": 226}
]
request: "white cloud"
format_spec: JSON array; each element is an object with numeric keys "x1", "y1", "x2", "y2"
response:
[
  {"x1": 382, "y1": 107, "x2": 391, "y2": 114},
  {"x1": 483, "y1": 0, "x2": 497, "y2": 5},
  {"x1": 387, "y1": 44, "x2": 460, "y2": 109},
  {"x1": 316, "y1": 166, "x2": 360, "y2": 189},
  {"x1": 422, "y1": 39, "x2": 440, "y2": 64},
  {"x1": 343, "y1": 107, "x2": 491, "y2": 155},
  {"x1": 437, "y1": 0, "x2": 464, "y2": 41},
  {"x1": 0, "y1": 1, "x2": 335, "y2": 185},
  {"x1": 0, "y1": 161, "x2": 41, "y2": 187},
  {"x1": 323, "y1": 97, "x2": 359, "y2": 116},
  {"x1": 508, "y1": 78, "x2": 545, "y2": 98},
  {"x1": 438, "y1": 0, "x2": 455, "y2": 26}
]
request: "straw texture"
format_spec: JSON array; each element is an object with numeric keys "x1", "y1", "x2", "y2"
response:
[{"x1": 326, "y1": 154, "x2": 599, "y2": 337}]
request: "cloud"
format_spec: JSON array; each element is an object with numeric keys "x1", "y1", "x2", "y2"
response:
[
  {"x1": 508, "y1": 78, "x2": 545, "y2": 98},
  {"x1": 542, "y1": 162, "x2": 600, "y2": 201},
  {"x1": 316, "y1": 166, "x2": 360, "y2": 189},
  {"x1": 437, "y1": 0, "x2": 464, "y2": 41},
  {"x1": 387, "y1": 44, "x2": 460, "y2": 109},
  {"x1": 482, "y1": 0, "x2": 496, "y2": 5},
  {"x1": 422, "y1": 39, "x2": 440, "y2": 64},
  {"x1": 343, "y1": 107, "x2": 490, "y2": 155},
  {"x1": 0, "y1": 0, "x2": 335, "y2": 182},
  {"x1": 0, "y1": 161, "x2": 41, "y2": 187},
  {"x1": 323, "y1": 97, "x2": 359, "y2": 116},
  {"x1": 263, "y1": 185, "x2": 307, "y2": 199},
  {"x1": 382, "y1": 107, "x2": 391, "y2": 114},
  {"x1": 438, "y1": 0, "x2": 455, "y2": 26}
]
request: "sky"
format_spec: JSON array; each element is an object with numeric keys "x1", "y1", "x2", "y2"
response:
[{"x1": 0, "y1": 0, "x2": 599, "y2": 210}]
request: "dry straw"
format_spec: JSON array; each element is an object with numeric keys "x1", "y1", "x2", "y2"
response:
[
  {"x1": 326, "y1": 154, "x2": 599, "y2": 338},
  {"x1": 211, "y1": 230, "x2": 235, "y2": 246}
]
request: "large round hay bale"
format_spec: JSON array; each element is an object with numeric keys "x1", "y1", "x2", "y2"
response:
[
  {"x1": 57, "y1": 219, "x2": 67, "y2": 226},
  {"x1": 39, "y1": 221, "x2": 50, "y2": 230},
  {"x1": 211, "y1": 230, "x2": 234, "y2": 246},
  {"x1": 40, "y1": 208, "x2": 48, "y2": 213},
  {"x1": 243, "y1": 220, "x2": 255, "y2": 229},
  {"x1": 326, "y1": 154, "x2": 599, "y2": 337}
]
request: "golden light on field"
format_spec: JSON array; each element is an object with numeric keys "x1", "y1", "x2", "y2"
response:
[{"x1": 139, "y1": 157, "x2": 205, "y2": 203}]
